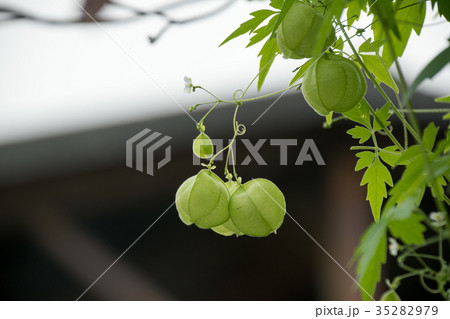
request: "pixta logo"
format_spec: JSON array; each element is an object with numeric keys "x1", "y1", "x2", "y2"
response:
[
  {"x1": 193, "y1": 138, "x2": 325, "y2": 166},
  {"x1": 126, "y1": 129, "x2": 172, "y2": 176}
]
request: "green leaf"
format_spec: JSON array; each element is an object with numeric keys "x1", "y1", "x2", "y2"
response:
[
  {"x1": 355, "y1": 151, "x2": 375, "y2": 171},
  {"x1": 435, "y1": 95, "x2": 450, "y2": 103},
  {"x1": 257, "y1": 37, "x2": 279, "y2": 91},
  {"x1": 372, "y1": 103, "x2": 391, "y2": 131},
  {"x1": 269, "y1": 0, "x2": 295, "y2": 39},
  {"x1": 246, "y1": 15, "x2": 278, "y2": 47},
  {"x1": 355, "y1": 194, "x2": 422, "y2": 301},
  {"x1": 430, "y1": 175, "x2": 448, "y2": 200},
  {"x1": 361, "y1": 156, "x2": 393, "y2": 221},
  {"x1": 388, "y1": 154, "x2": 450, "y2": 208},
  {"x1": 422, "y1": 122, "x2": 439, "y2": 152},
  {"x1": 396, "y1": 144, "x2": 422, "y2": 165},
  {"x1": 333, "y1": 36, "x2": 344, "y2": 51},
  {"x1": 382, "y1": 0, "x2": 426, "y2": 65},
  {"x1": 360, "y1": 54, "x2": 399, "y2": 93},
  {"x1": 404, "y1": 46, "x2": 450, "y2": 103},
  {"x1": 388, "y1": 156, "x2": 426, "y2": 207},
  {"x1": 379, "y1": 146, "x2": 401, "y2": 167},
  {"x1": 436, "y1": 0, "x2": 450, "y2": 21},
  {"x1": 347, "y1": 126, "x2": 372, "y2": 144},
  {"x1": 220, "y1": 10, "x2": 276, "y2": 47},
  {"x1": 269, "y1": 0, "x2": 283, "y2": 10},
  {"x1": 290, "y1": 58, "x2": 314, "y2": 86},
  {"x1": 358, "y1": 38, "x2": 384, "y2": 54},
  {"x1": 389, "y1": 214, "x2": 425, "y2": 245},
  {"x1": 347, "y1": 0, "x2": 363, "y2": 27},
  {"x1": 384, "y1": 196, "x2": 425, "y2": 245},
  {"x1": 370, "y1": 0, "x2": 401, "y2": 43},
  {"x1": 355, "y1": 218, "x2": 387, "y2": 300},
  {"x1": 343, "y1": 98, "x2": 372, "y2": 128}
]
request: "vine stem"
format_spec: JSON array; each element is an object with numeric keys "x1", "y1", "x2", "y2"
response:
[
  {"x1": 382, "y1": 24, "x2": 450, "y2": 231},
  {"x1": 336, "y1": 20, "x2": 421, "y2": 145},
  {"x1": 350, "y1": 146, "x2": 399, "y2": 155}
]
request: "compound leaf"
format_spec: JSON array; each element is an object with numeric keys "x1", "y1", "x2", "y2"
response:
[
  {"x1": 257, "y1": 37, "x2": 280, "y2": 90},
  {"x1": 220, "y1": 10, "x2": 276, "y2": 47},
  {"x1": 355, "y1": 218, "x2": 387, "y2": 301},
  {"x1": 347, "y1": 126, "x2": 372, "y2": 144},
  {"x1": 435, "y1": 95, "x2": 450, "y2": 103},
  {"x1": 355, "y1": 151, "x2": 375, "y2": 171},
  {"x1": 360, "y1": 54, "x2": 399, "y2": 93},
  {"x1": 343, "y1": 98, "x2": 372, "y2": 128},
  {"x1": 361, "y1": 156, "x2": 393, "y2": 221},
  {"x1": 379, "y1": 146, "x2": 401, "y2": 167},
  {"x1": 423, "y1": 122, "x2": 439, "y2": 152},
  {"x1": 372, "y1": 103, "x2": 392, "y2": 131}
]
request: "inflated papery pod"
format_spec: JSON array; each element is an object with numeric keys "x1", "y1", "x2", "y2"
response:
[
  {"x1": 212, "y1": 181, "x2": 244, "y2": 237},
  {"x1": 175, "y1": 169, "x2": 230, "y2": 229},
  {"x1": 302, "y1": 53, "x2": 367, "y2": 115},
  {"x1": 276, "y1": 1, "x2": 335, "y2": 59},
  {"x1": 229, "y1": 179, "x2": 285, "y2": 237}
]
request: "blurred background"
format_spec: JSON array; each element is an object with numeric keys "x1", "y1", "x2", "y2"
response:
[{"x1": 0, "y1": 0, "x2": 449, "y2": 300}]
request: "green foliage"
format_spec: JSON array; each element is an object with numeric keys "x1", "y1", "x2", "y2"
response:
[
  {"x1": 289, "y1": 58, "x2": 314, "y2": 85},
  {"x1": 343, "y1": 98, "x2": 372, "y2": 127},
  {"x1": 347, "y1": 126, "x2": 372, "y2": 144},
  {"x1": 431, "y1": 0, "x2": 450, "y2": 21},
  {"x1": 379, "y1": 146, "x2": 401, "y2": 167},
  {"x1": 355, "y1": 217, "x2": 387, "y2": 300},
  {"x1": 311, "y1": 0, "x2": 346, "y2": 57},
  {"x1": 356, "y1": 196, "x2": 426, "y2": 300},
  {"x1": 361, "y1": 156, "x2": 393, "y2": 221},
  {"x1": 220, "y1": 8, "x2": 279, "y2": 90},
  {"x1": 360, "y1": 54, "x2": 399, "y2": 93},
  {"x1": 358, "y1": 38, "x2": 384, "y2": 54},
  {"x1": 371, "y1": 0, "x2": 426, "y2": 67},
  {"x1": 188, "y1": 0, "x2": 450, "y2": 301},
  {"x1": 435, "y1": 95, "x2": 450, "y2": 103},
  {"x1": 257, "y1": 37, "x2": 280, "y2": 90},
  {"x1": 389, "y1": 214, "x2": 425, "y2": 245},
  {"x1": 346, "y1": 0, "x2": 367, "y2": 28},
  {"x1": 269, "y1": 0, "x2": 295, "y2": 39},
  {"x1": 372, "y1": 103, "x2": 392, "y2": 131},
  {"x1": 219, "y1": 9, "x2": 276, "y2": 47}
]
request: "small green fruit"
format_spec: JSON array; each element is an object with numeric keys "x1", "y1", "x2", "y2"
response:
[
  {"x1": 229, "y1": 179, "x2": 285, "y2": 237},
  {"x1": 302, "y1": 53, "x2": 367, "y2": 115},
  {"x1": 175, "y1": 170, "x2": 230, "y2": 229},
  {"x1": 380, "y1": 290, "x2": 401, "y2": 301},
  {"x1": 212, "y1": 181, "x2": 244, "y2": 237},
  {"x1": 193, "y1": 132, "x2": 214, "y2": 159},
  {"x1": 276, "y1": 2, "x2": 335, "y2": 59}
]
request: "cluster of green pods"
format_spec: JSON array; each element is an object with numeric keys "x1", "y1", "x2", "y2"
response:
[{"x1": 175, "y1": 169, "x2": 286, "y2": 237}]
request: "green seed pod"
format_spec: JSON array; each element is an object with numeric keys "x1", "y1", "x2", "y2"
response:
[
  {"x1": 380, "y1": 290, "x2": 401, "y2": 301},
  {"x1": 175, "y1": 175, "x2": 196, "y2": 226},
  {"x1": 175, "y1": 170, "x2": 230, "y2": 229},
  {"x1": 229, "y1": 179, "x2": 285, "y2": 237},
  {"x1": 212, "y1": 181, "x2": 244, "y2": 237},
  {"x1": 193, "y1": 132, "x2": 214, "y2": 159},
  {"x1": 302, "y1": 53, "x2": 367, "y2": 116},
  {"x1": 276, "y1": 2, "x2": 335, "y2": 59}
]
